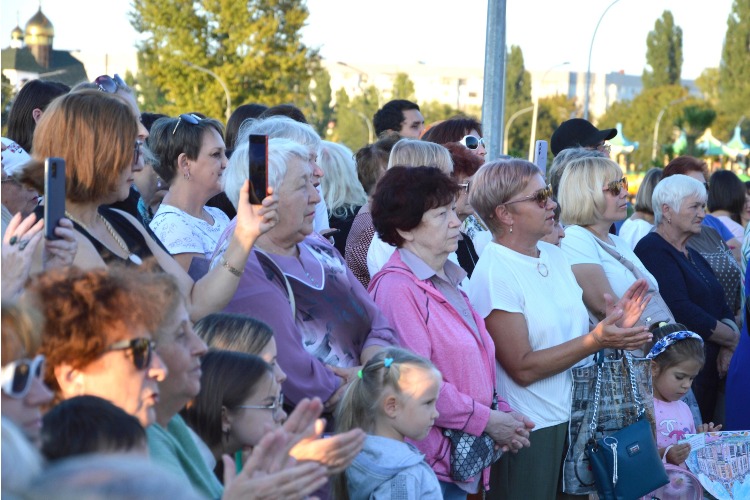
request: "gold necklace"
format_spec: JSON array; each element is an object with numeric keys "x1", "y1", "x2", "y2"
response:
[{"x1": 65, "y1": 210, "x2": 142, "y2": 265}]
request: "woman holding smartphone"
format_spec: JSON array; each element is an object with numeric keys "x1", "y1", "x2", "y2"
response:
[{"x1": 20, "y1": 89, "x2": 278, "y2": 322}]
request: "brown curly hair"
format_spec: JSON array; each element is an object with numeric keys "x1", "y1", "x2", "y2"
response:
[{"x1": 25, "y1": 264, "x2": 175, "y2": 396}]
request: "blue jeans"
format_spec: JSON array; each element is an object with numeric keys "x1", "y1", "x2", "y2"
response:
[{"x1": 439, "y1": 481, "x2": 468, "y2": 500}]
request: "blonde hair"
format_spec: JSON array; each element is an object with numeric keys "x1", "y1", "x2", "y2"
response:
[
  {"x1": 317, "y1": 141, "x2": 367, "y2": 219},
  {"x1": 469, "y1": 159, "x2": 541, "y2": 234},
  {"x1": 1, "y1": 302, "x2": 43, "y2": 365},
  {"x1": 558, "y1": 156, "x2": 622, "y2": 226},
  {"x1": 386, "y1": 139, "x2": 453, "y2": 175}
]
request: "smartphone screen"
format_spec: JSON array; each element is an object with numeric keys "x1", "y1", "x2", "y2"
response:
[
  {"x1": 248, "y1": 134, "x2": 268, "y2": 203},
  {"x1": 534, "y1": 140, "x2": 548, "y2": 175},
  {"x1": 44, "y1": 157, "x2": 65, "y2": 240}
]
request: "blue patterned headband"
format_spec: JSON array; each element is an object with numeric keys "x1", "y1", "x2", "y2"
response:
[{"x1": 646, "y1": 330, "x2": 703, "y2": 359}]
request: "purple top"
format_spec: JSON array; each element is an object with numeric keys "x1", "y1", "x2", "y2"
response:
[{"x1": 222, "y1": 232, "x2": 397, "y2": 405}]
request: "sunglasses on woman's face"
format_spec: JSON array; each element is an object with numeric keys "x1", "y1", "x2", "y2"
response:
[
  {"x1": 503, "y1": 184, "x2": 553, "y2": 209},
  {"x1": 603, "y1": 177, "x2": 628, "y2": 196},
  {"x1": 172, "y1": 113, "x2": 202, "y2": 135},
  {"x1": 1, "y1": 355, "x2": 45, "y2": 399},
  {"x1": 94, "y1": 74, "x2": 127, "y2": 94},
  {"x1": 459, "y1": 135, "x2": 485, "y2": 150},
  {"x1": 106, "y1": 337, "x2": 156, "y2": 371}
]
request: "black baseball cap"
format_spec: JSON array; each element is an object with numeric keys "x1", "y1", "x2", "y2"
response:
[{"x1": 550, "y1": 118, "x2": 617, "y2": 155}]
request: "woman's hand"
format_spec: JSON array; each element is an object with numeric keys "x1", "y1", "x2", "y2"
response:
[
  {"x1": 605, "y1": 278, "x2": 651, "y2": 328},
  {"x1": 2, "y1": 212, "x2": 44, "y2": 301},
  {"x1": 233, "y1": 181, "x2": 279, "y2": 246},
  {"x1": 222, "y1": 426, "x2": 328, "y2": 500},
  {"x1": 696, "y1": 422, "x2": 721, "y2": 433},
  {"x1": 290, "y1": 423, "x2": 366, "y2": 475},
  {"x1": 42, "y1": 217, "x2": 78, "y2": 270},
  {"x1": 590, "y1": 307, "x2": 653, "y2": 351},
  {"x1": 484, "y1": 410, "x2": 533, "y2": 452},
  {"x1": 717, "y1": 347, "x2": 734, "y2": 378}
]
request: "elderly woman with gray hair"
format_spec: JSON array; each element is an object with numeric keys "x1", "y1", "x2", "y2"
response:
[
  {"x1": 217, "y1": 137, "x2": 396, "y2": 420},
  {"x1": 634, "y1": 174, "x2": 740, "y2": 423},
  {"x1": 466, "y1": 158, "x2": 651, "y2": 499}
]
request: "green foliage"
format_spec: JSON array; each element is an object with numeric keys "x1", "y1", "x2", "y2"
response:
[
  {"x1": 330, "y1": 86, "x2": 380, "y2": 152},
  {"x1": 503, "y1": 45, "x2": 533, "y2": 156},
  {"x1": 643, "y1": 10, "x2": 683, "y2": 89},
  {"x1": 676, "y1": 104, "x2": 716, "y2": 156},
  {"x1": 695, "y1": 67, "x2": 720, "y2": 106},
  {"x1": 303, "y1": 64, "x2": 334, "y2": 137},
  {"x1": 129, "y1": 0, "x2": 318, "y2": 122},
  {"x1": 419, "y1": 100, "x2": 463, "y2": 124},
  {"x1": 1, "y1": 73, "x2": 14, "y2": 134},
  {"x1": 391, "y1": 73, "x2": 416, "y2": 101},
  {"x1": 599, "y1": 85, "x2": 691, "y2": 167},
  {"x1": 716, "y1": 0, "x2": 750, "y2": 142}
]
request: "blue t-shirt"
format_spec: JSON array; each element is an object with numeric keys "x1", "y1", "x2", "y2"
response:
[{"x1": 703, "y1": 213, "x2": 733, "y2": 242}]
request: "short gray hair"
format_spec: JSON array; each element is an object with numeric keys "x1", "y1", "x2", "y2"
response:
[
  {"x1": 237, "y1": 115, "x2": 321, "y2": 151},
  {"x1": 223, "y1": 137, "x2": 309, "y2": 207},
  {"x1": 652, "y1": 174, "x2": 707, "y2": 225},
  {"x1": 387, "y1": 139, "x2": 453, "y2": 175}
]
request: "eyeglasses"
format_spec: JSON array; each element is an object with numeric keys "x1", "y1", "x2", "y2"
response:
[
  {"x1": 603, "y1": 177, "x2": 628, "y2": 196},
  {"x1": 459, "y1": 135, "x2": 485, "y2": 150},
  {"x1": 106, "y1": 338, "x2": 156, "y2": 371},
  {"x1": 134, "y1": 141, "x2": 143, "y2": 166},
  {"x1": 172, "y1": 113, "x2": 202, "y2": 135},
  {"x1": 94, "y1": 74, "x2": 128, "y2": 94},
  {"x1": 503, "y1": 184, "x2": 553, "y2": 208},
  {"x1": 1, "y1": 355, "x2": 45, "y2": 399},
  {"x1": 458, "y1": 181, "x2": 471, "y2": 194},
  {"x1": 236, "y1": 392, "x2": 285, "y2": 421}
]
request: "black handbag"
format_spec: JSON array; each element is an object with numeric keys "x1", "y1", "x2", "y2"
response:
[
  {"x1": 584, "y1": 353, "x2": 668, "y2": 500},
  {"x1": 442, "y1": 391, "x2": 503, "y2": 482}
]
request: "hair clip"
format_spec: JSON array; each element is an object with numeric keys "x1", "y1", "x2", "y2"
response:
[
  {"x1": 646, "y1": 330, "x2": 703, "y2": 359},
  {"x1": 357, "y1": 369, "x2": 363, "y2": 379},
  {"x1": 383, "y1": 357, "x2": 394, "y2": 368}
]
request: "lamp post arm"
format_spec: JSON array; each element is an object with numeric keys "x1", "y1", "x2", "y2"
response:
[
  {"x1": 584, "y1": 0, "x2": 621, "y2": 121},
  {"x1": 503, "y1": 106, "x2": 534, "y2": 156},
  {"x1": 183, "y1": 61, "x2": 232, "y2": 122}
]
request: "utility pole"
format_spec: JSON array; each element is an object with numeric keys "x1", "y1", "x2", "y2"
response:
[{"x1": 482, "y1": 0, "x2": 507, "y2": 161}]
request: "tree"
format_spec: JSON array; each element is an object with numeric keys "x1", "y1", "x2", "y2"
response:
[
  {"x1": 695, "y1": 67, "x2": 720, "y2": 107},
  {"x1": 676, "y1": 104, "x2": 717, "y2": 156},
  {"x1": 419, "y1": 100, "x2": 463, "y2": 125},
  {"x1": 503, "y1": 45, "x2": 533, "y2": 157},
  {"x1": 330, "y1": 86, "x2": 380, "y2": 152},
  {"x1": 391, "y1": 73, "x2": 416, "y2": 101},
  {"x1": 304, "y1": 64, "x2": 333, "y2": 137},
  {"x1": 716, "y1": 0, "x2": 750, "y2": 142},
  {"x1": 1, "y1": 73, "x2": 14, "y2": 134},
  {"x1": 642, "y1": 10, "x2": 683, "y2": 89},
  {"x1": 130, "y1": 0, "x2": 318, "y2": 121}
]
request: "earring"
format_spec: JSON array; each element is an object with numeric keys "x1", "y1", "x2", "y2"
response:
[
  {"x1": 667, "y1": 217, "x2": 671, "y2": 224},
  {"x1": 184, "y1": 171, "x2": 191, "y2": 181},
  {"x1": 509, "y1": 224, "x2": 513, "y2": 233}
]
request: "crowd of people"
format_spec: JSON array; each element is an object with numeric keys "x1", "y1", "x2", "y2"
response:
[{"x1": 2, "y1": 76, "x2": 749, "y2": 500}]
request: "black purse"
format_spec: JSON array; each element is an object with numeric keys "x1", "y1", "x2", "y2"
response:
[
  {"x1": 584, "y1": 353, "x2": 668, "y2": 500},
  {"x1": 442, "y1": 391, "x2": 503, "y2": 482}
]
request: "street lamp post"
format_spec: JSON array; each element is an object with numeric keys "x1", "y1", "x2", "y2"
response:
[
  {"x1": 503, "y1": 106, "x2": 534, "y2": 156},
  {"x1": 583, "y1": 0, "x2": 621, "y2": 121},
  {"x1": 652, "y1": 96, "x2": 688, "y2": 162},
  {"x1": 529, "y1": 62, "x2": 570, "y2": 160},
  {"x1": 182, "y1": 61, "x2": 232, "y2": 122}
]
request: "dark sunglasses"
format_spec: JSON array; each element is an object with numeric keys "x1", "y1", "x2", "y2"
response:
[
  {"x1": 603, "y1": 177, "x2": 628, "y2": 196},
  {"x1": 172, "y1": 113, "x2": 202, "y2": 135},
  {"x1": 107, "y1": 337, "x2": 156, "y2": 371},
  {"x1": 504, "y1": 184, "x2": 553, "y2": 208},
  {"x1": 459, "y1": 135, "x2": 485, "y2": 150},
  {"x1": 94, "y1": 74, "x2": 128, "y2": 94},
  {"x1": 134, "y1": 140, "x2": 143, "y2": 166},
  {"x1": 1, "y1": 355, "x2": 45, "y2": 399}
]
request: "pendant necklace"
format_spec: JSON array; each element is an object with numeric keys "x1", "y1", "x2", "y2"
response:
[
  {"x1": 65, "y1": 211, "x2": 143, "y2": 265},
  {"x1": 536, "y1": 247, "x2": 549, "y2": 277}
]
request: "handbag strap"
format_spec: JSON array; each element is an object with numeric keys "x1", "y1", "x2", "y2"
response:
[
  {"x1": 591, "y1": 234, "x2": 652, "y2": 285},
  {"x1": 588, "y1": 351, "x2": 645, "y2": 436}
]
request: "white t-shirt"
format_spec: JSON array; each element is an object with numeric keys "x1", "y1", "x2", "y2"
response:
[
  {"x1": 618, "y1": 217, "x2": 653, "y2": 251},
  {"x1": 466, "y1": 241, "x2": 590, "y2": 430},
  {"x1": 150, "y1": 205, "x2": 230, "y2": 258},
  {"x1": 561, "y1": 226, "x2": 658, "y2": 300},
  {"x1": 715, "y1": 215, "x2": 744, "y2": 240}
]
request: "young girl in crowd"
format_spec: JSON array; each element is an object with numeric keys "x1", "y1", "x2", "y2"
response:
[
  {"x1": 647, "y1": 323, "x2": 721, "y2": 466},
  {"x1": 334, "y1": 347, "x2": 443, "y2": 500}
]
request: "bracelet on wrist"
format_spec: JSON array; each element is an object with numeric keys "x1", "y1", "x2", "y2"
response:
[{"x1": 220, "y1": 257, "x2": 243, "y2": 277}]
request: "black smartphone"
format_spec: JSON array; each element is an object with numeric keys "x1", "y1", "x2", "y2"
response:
[
  {"x1": 248, "y1": 134, "x2": 268, "y2": 203},
  {"x1": 44, "y1": 157, "x2": 65, "y2": 240}
]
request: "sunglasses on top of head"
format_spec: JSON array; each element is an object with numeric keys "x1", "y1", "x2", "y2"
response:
[
  {"x1": 106, "y1": 337, "x2": 156, "y2": 371},
  {"x1": 172, "y1": 113, "x2": 202, "y2": 135},
  {"x1": 503, "y1": 184, "x2": 553, "y2": 209},
  {"x1": 459, "y1": 135, "x2": 485, "y2": 150},
  {"x1": 94, "y1": 74, "x2": 128, "y2": 94},
  {"x1": 603, "y1": 177, "x2": 628, "y2": 196},
  {"x1": 1, "y1": 354, "x2": 45, "y2": 399}
]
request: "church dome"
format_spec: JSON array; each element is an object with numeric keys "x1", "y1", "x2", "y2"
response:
[
  {"x1": 25, "y1": 8, "x2": 54, "y2": 39},
  {"x1": 11, "y1": 25, "x2": 23, "y2": 40}
]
